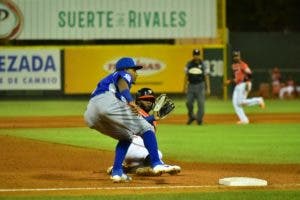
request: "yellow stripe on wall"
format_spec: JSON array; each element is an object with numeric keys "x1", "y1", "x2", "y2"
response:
[{"x1": 64, "y1": 45, "x2": 205, "y2": 94}]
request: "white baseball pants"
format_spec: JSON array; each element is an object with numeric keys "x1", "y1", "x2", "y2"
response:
[{"x1": 232, "y1": 82, "x2": 263, "y2": 123}]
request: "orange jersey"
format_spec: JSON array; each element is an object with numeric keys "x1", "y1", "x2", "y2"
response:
[
  {"x1": 232, "y1": 60, "x2": 252, "y2": 84},
  {"x1": 138, "y1": 109, "x2": 157, "y2": 128}
]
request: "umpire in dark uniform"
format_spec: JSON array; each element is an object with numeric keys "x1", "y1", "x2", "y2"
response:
[{"x1": 183, "y1": 49, "x2": 211, "y2": 125}]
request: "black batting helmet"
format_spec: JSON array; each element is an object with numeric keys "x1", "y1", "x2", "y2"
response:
[{"x1": 136, "y1": 88, "x2": 155, "y2": 102}]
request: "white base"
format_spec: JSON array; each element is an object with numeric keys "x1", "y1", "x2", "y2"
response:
[{"x1": 219, "y1": 177, "x2": 268, "y2": 186}]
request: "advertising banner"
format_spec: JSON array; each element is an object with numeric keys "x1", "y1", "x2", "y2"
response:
[
  {"x1": 64, "y1": 45, "x2": 224, "y2": 96},
  {"x1": 0, "y1": 49, "x2": 61, "y2": 90},
  {"x1": 0, "y1": 0, "x2": 217, "y2": 40}
]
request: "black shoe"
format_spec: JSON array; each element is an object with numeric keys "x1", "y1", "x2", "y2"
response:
[
  {"x1": 186, "y1": 117, "x2": 196, "y2": 125},
  {"x1": 143, "y1": 155, "x2": 151, "y2": 166},
  {"x1": 197, "y1": 120, "x2": 203, "y2": 125}
]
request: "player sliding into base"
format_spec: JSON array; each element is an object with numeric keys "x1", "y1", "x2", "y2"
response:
[
  {"x1": 84, "y1": 57, "x2": 180, "y2": 183},
  {"x1": 107, "y1": 87, "x2": 181, "y2": 176}
]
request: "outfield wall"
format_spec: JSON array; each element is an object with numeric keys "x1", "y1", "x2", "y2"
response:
[
  {"x1": 0, "y1": 45, "x2": 225, "y2": 97},
  {"x1": 229, "y1": 32, "x2": 300, "y2": 91}
]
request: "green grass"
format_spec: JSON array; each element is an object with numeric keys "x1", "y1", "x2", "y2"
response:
[
  {"x1": 0, "y1": 100, "x2": 87, "y2": 117},
  {"x1": 0, "y1": 128, "x2": 116, "y2": 151},
  {"x1": 158, "y1": 124, "x2": 300, "y2": 163},
  {"x1": 1, "y1": 190, "x2": 300, "y2": 200},
  {"x1": 1, "y1": 99, "x2": 300, "y2": 116},
  {"x1": 173, "y1": 98, "x2": 300, "y2": 114},
  {"x1": 2, "y1": 123, "x2": 300, "y2": 164},
  {"x1": 1, "y1": 99, "x2": 300, "y2": 200}
]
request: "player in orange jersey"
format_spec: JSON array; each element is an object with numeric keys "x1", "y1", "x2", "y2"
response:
[{"x1": 226, "y1": 51, "x2": 265, "y2": 124}]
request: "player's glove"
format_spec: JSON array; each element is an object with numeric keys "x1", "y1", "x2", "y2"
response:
[{"x1": 153, "y1": 94, "x2": 175, "y2": 119}]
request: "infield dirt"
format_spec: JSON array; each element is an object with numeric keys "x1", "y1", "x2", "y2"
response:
[
  {"x1": 1, "y1": 113, "x2": 300, "y2": 128},
  {"x1": 0, "y1": 114, "x2": 300, "y2": 196}
]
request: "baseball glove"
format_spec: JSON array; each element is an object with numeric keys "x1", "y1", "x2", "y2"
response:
[{"x1": 153, "y1": 94, "x2": 175, "y2": 119}]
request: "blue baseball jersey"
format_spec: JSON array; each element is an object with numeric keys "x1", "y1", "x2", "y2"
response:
[{"x1": 91, "y1": 71, "x2": 134, "y2": 102}]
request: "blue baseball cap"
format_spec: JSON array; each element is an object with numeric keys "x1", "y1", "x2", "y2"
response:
[{"x1": 115, "y1": 57, "x2": 143, "y2": 71}]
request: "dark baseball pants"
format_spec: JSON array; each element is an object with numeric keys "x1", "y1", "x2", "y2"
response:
[{"x1": 186, "y1": 82, "x2": 205, "y2": 124}]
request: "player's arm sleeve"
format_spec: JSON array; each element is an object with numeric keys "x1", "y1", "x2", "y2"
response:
[
  {"x1": 144, "y1": 115, "x2": 155, "y2": 125},
  {"x1": 117, "y1": 76, "x2": 133, "y2": 103},
  {"x1": 243, "y1": 65, "x2": 252, "y2": 81},
  {"x1": 118, "y1": 71, "x2": 133, "y2": 86},
  {"x1": 244, "y1": 67, "x2": 252, "y2": 74}
]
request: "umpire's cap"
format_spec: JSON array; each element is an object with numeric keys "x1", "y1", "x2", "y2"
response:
[
  {"x1": 193, "y1": 49, "x2": 200, "y2": 56},
  {"x1": 136, "y1": 88, "x2": 155, "y2": 102},
  {"x1": 115, "y1": 57, "x2": 143, "y2": 71}
]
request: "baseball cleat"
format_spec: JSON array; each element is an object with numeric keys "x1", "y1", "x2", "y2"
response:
[
  {"x1": 136, "y1": 167, "x2": 161, "y2": 176},
  {"x1": 106, "y1": 166, "x2": 113, "y2": 175},
  {"x1": 152, "y1": 164, "x2": 181, "y2": 175},
  {"x1": 236, "y1": 121, "x2": 249, "y2": 125},
  {"x1": 110, "y1": 174, "x2": 132, "y2": 183},
  {"x1": 106, "y1": 165, "x2": 138, "y2": 175},
  {"x1": 186, "y1": 117, "x2": 196, "y2": 125},
  {"x1": 259, "y1": 98, "x2": 266, "y2": 109},
  {"x1": 168, "y1": 165, "x2": 181, "y2": 175},
  {"x1": 135, "y1": 165, "x2": 181, "y2": 176}
]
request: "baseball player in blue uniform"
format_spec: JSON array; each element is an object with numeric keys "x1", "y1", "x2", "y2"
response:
[
  {"x1": 84, "y1": 57, "x2": 178, "y2": 182},
  {"x1": 106, "y1": 88, "x2": 181, "y2": 176}
]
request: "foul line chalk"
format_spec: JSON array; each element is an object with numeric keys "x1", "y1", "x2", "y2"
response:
[
  {"x1": 0, "y1": 185, "x2": 217, "y2": 192},
  {"x1": 1, "y1": 183, "x2": 300, "y2": 193}
]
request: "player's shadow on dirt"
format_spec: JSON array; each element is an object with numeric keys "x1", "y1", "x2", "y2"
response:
[
  {"x1": 33, "y1": 173, "x2": 105, "y2": 182},
  {"x1": 134, "y1": 176, "x2": 170, "y2": 185}
]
